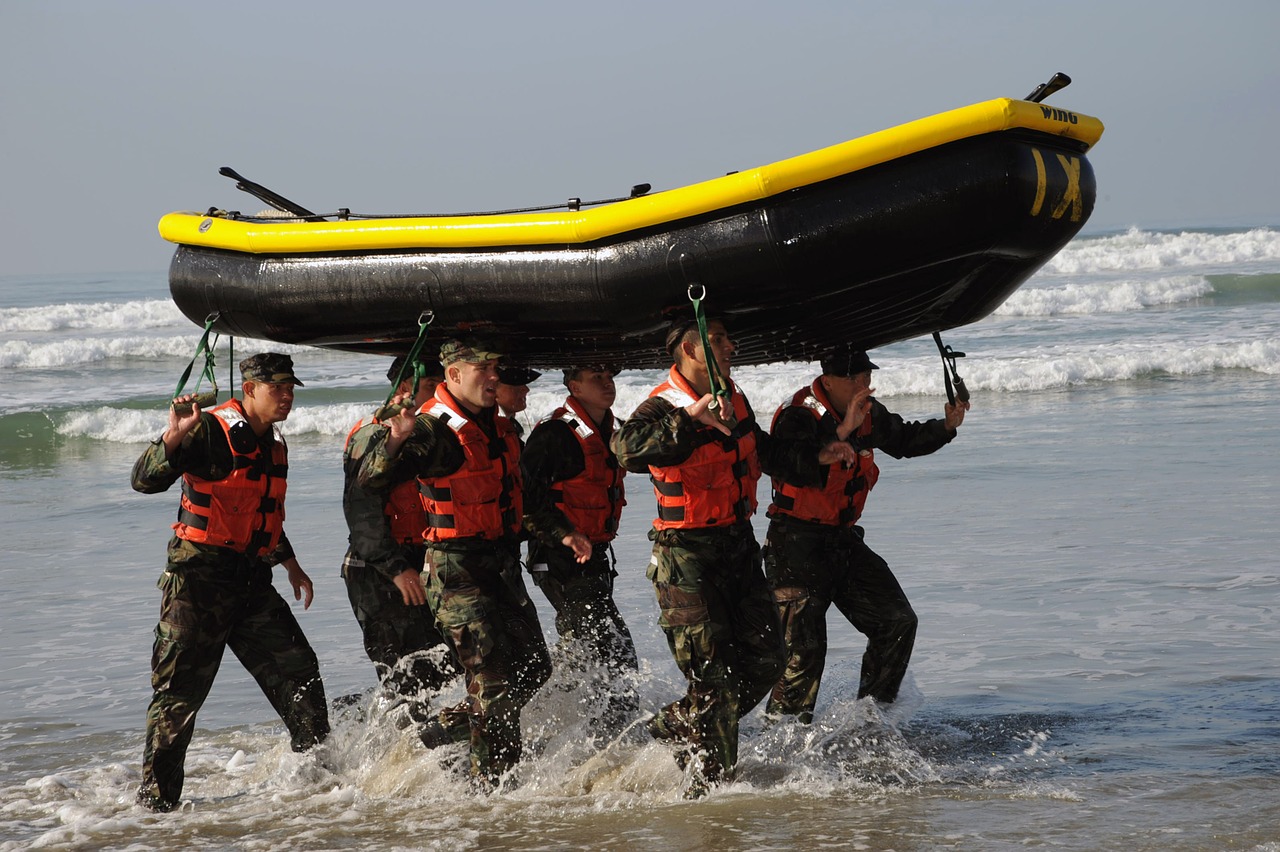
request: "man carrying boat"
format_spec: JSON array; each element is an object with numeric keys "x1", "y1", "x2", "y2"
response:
[
  {"x1": 341, "y1": 355, "x2": 460, "y2": 737},
  {"x1": 522, "y1": 364, "x2": 639, "y2": 737},
  {"x1": 764, "y1": 345, "x2": 969, "y2": 722},
  {"x1": 132, "y1": 353, "x2": 329, "y2": 813},
  {"x1": 359, "y1": 338, "x2": 551, "y2": 789},
  {"x1": 611, "y1": 317, "x2": 854, "y2": 795}
]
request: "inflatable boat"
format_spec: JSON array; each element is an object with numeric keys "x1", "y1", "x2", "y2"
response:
[{"x1": 159, "y1": 80, "x2": 1103, "y2": 368}]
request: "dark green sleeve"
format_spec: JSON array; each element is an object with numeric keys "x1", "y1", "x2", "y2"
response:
[
  {"x1": 863, "y1": 398, "x2": 956, "y2": 459},
  {"x1": 130, "y1": 414, "x2": 223, "y2": 493},
  {"x1": 343, "y1": 421, "x2": 415, "y2": 578},
  {"x1": 611, "y1": 396, "x2": 705, "y2": 473},
  {"x1": 358, "y1": 415, "x2": 465, "y2": 490}
]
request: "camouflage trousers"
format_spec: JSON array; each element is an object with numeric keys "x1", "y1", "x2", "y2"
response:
[
  {"x1": 424, "y1": 540, "x2": 552, "y2": 784},
  {"x1": 528, "y1": 542, "x2": 639, "y2": 737},
  {"x1": 763, "y1": 518, "x2": 918, "y2": 721},
  {"x1": 342, "y1": 549, "x2": 461, "y2": 727},
  {"x1": 646, "y1": 524, "x2": 786, "y2": 785},
  {"x1": 139, "y1": 546, "x2": 329, "y2": 811}
]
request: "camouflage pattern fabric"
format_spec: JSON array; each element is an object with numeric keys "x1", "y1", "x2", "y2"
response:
[
  {"x1": 423, "y1": 540, "x2": 551, "y2": 785},
  {"x1": 645, "y1": 525, "x2": 785, "y2": 785},
  {"x1": 528, "y1": 543, "x2": 639, "y2": 736},
  {"x1": 138, "y1": 545, "x2": 329, "y2": 811},
  {"x1": 342, "y1": 419, "x2": 460, "y2": 727},
  {"x1": 763, "y1": 518, "x2": 918, "y2": 719},
  {"x1": 342, "y1": 550, "x2": 460, "y2": 727}
]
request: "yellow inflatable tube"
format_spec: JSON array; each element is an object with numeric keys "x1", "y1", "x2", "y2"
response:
[{"x1": 158, "y1": 98, "x2": 1103, "y2": 255}]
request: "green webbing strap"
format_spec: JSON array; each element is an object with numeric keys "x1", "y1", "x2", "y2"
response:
[
  {"x1": 932, "y1": 331, "x2": 970, "y2": 407},
  {"x1": 687, "y1": 285, "x2": 731, "y2": 410},
  {"x1": 172, "y1": 313, "x2": 221, "y2": 399},
  {"x1": 384, "y1": 311, "x2": 436, "y2": 405}
]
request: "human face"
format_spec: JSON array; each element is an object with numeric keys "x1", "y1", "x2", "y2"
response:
[
  {"x1": 495, "y1": 382, "x2": 529, "y2": 415},
  {"x1": 400, "y1": 376, "x2": 440, "y2": 410},
  {"x1": 820, "y1": 370, "x2": 872, "y2": 415},
  {"x1": 568, "y1": 369, "x2": 617, "y2": 415},
  {"x1": 243, "y1": 380, "x2": 295, "y2": 425},
  {"x1": 447, "y1": 359, "x2": 499, "y2": 414},
  {"x1": 680, "y1": 320, "x2": 735, "y2": 379}
]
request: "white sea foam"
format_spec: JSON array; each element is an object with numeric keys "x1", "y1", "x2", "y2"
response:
[
  {"x1": 0, "y1": 334, "x2": 202, "y2": 369},
  {"x1": 997, "y1": 275, "x2": 1214, "y2": 316},
  {"x1": 0, "y1": 299, "x2": 183, "y2": 333},
  {"x1": 1041, "y1": 226, "x2": 1280, "y2": 276}
]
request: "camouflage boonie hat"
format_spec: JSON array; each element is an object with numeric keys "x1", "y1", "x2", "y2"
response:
[
  {"x1": 240, "y1": 352, "x2": 304, "y2": 385},
  {"x1": 439, "y1": 337, "x2": 504, "y2": 367}
]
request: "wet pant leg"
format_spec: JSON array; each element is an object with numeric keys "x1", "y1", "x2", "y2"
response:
[
  {"x1": 426, "y1": 543, "x2": 551, "y2": 782},
  {"x1": 227, "y1": 570, "x2": 330, "y2": 751},
  {"x1": 531, "y1": 546, "x2": 639, "y2": 734},
  {"x1": 343, "y1": 556, "x2": 460, "y2": 724},
  {"x1": 138, "y1": 566, "x2": 235, "y2": 810},
  {"x1": 648, "y1": 528, "x2": 784, "y2": 784},
  {"x1": 831, "y1": 534, "x2": 917, "y2": 703},
  {"x1": 764, "y1": 521, "x2": 836, "y2": 722}
]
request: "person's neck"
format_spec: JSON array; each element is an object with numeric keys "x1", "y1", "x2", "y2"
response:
[
  {"x1": 238, "y1": 400, "x2": 273, "y2": 437},
  {"x1": 575, "y1": 397, "x2": 609, "y2": 426},
  {"x1": 675, "y1": 362, "x2": 712, "y2": 397}
]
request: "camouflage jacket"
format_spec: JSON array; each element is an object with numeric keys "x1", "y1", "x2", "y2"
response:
[
  {"x1": 357, "y1": 409, "x2": 469, "y2": 492},
  {"x1": 342, "y1": 419, "x2": 421, "y2": 580},
  {"x1": 131, "y1": 413, "x2": 296, "y2": 566}
]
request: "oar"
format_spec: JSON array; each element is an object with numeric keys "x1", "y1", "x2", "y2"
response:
[
  {"x1": 1025, "y1": 72, "x2": 1071, "y2": 103},
  {"x1": 218, "y1": 166, "x2": 323, "y2": 220}
]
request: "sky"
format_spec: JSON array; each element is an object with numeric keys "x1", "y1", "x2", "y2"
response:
[{"x1": 2, "y1": 0, "x2": 1278, "y2": 278}]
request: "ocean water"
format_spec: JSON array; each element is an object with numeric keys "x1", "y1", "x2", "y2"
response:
[{"x1": 1, "y1": 226, "x2": 1278, "y2": 850}]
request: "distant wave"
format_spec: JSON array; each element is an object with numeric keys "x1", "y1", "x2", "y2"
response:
[
  {"x1": 0, "y1": 299, "x2": 182, "y2": 333},
  {"x1": 1041, "y1": 227, "x2": 1280, "y2": 276},
  {"x1": 997, "y1": 275, "x2": 1213, "y2": 316},
  {"x1": 0, "y1": 334, "x2": 204, "y2": 368},
  {"x1": 29, "y1": 340, "x2": 1276, "y2": 447}
]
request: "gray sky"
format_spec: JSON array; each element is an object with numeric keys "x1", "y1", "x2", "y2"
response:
[{"x1": 2, "y1": 0, "x2": 1277, "y2": 277}]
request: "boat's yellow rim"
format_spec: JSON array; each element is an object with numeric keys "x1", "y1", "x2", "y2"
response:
[{"x1": 159, "y1": 98, "x2": 1103, "y2": 254}]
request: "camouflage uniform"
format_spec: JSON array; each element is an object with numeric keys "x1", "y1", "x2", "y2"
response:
[
  {"x1": 341, "y1": 419, "x2": 460, "y2": 728},
  {"x1": 522, "y1": 412, "x2": 639, "y2": 736},
  {"x1": 765, "y1": 395, "x2": 954, "y2": 720},
  {"x1": 360, "y1": 405, "x2": 551, "y2": 784},
  {"x1": 611, "y1": 388, "x2": 826, "y2": 786},
  {"x1": 132, "y1": 416, "x2": 328, "y2": 812}
]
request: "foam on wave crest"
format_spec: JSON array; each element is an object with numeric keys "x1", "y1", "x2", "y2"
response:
[
  {"x1": 997, "y1": 275, "x2": 1213, "y2": 316},
  {"x1": 0, "y1": 299, "x2": 183, "y2": 333},
  {"x1": 1042, "y1": 227, "x2": 1280, "y2": 276}
]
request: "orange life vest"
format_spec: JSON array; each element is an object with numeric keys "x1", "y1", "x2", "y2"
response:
[
  {"x1": 767, "y1": 381, "x2": 880, "y2": 527},
  {"x1": 647, "y1": 367, "x2": 761, "y2": 530},
  {"x1": 345, "y1": 416, "x2": 428, "y2": 545},
  {"x1": 545, "y1": 396, "x2": 626, "y2": 543},
  {"x1": 417, "y1": 386, "x2": 523, "y2": 542},
  {"x1": 174, "y1": 399, "x2": 289, "y2": 555}
]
